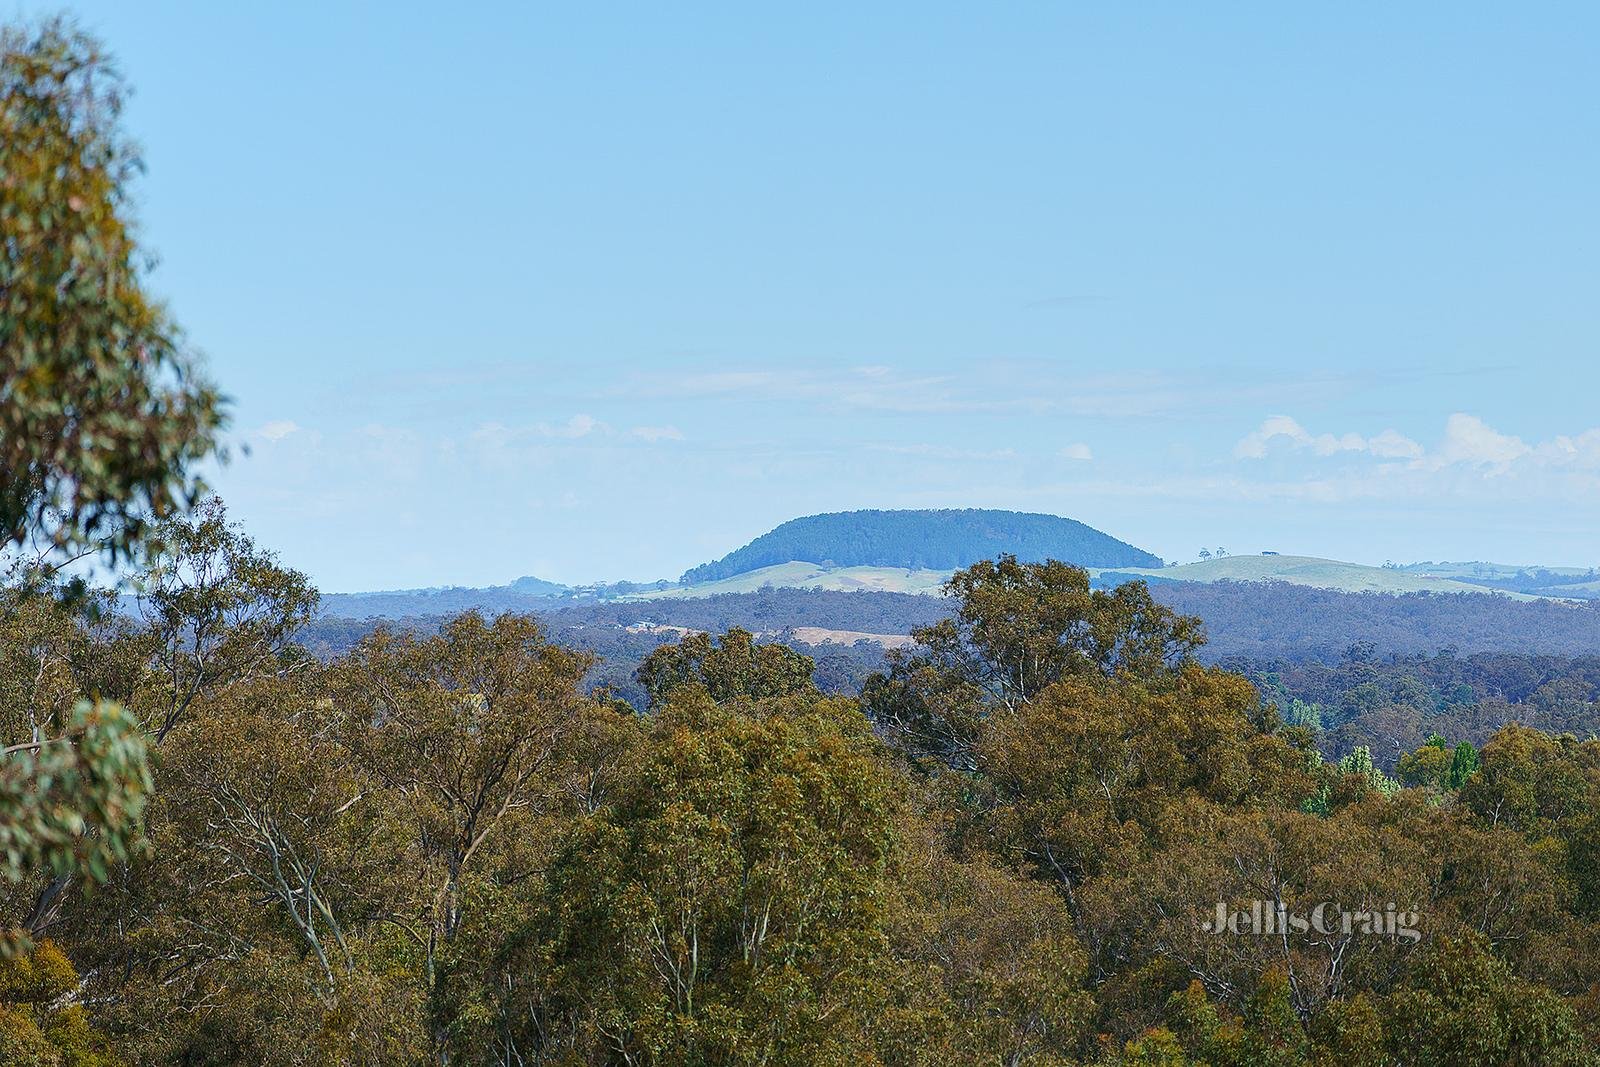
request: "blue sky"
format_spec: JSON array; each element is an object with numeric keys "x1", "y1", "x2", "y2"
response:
[{"x1": 29, "y1": 2, "x2": 1600, "y2": 589}]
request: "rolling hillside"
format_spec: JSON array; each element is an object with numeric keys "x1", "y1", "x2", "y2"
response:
[
  {"x1": 633, "y1": 554, "x2": 1555, "y2": 603},
  {"x1": 1094, "y1": 555, "x2": 1546, "y2": 599},
  {"x1": 1395, "y1": 561, "x2": 1600, "y2": 598},
  {"x1": 634, "y1": 562, "x2": 955, "y2": 600},
  {"x1": 681, "y1": 508, "x2": 1161, "y2": 584}
]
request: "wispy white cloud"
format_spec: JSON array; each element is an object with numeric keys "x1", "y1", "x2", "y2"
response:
[
  {"x1": 1227, "y1": 414, "x2": 1600, "y2": 505},
  {"x1": 616, "y1": 364, "x2": 1361, "y2": 420},
  {"x1": 257, "y1": 420, "x2": 302, "y2": 442},
  {"x1": 1367, "y1": 429, "x2": 1426, "y2": 459},
  {"x1": 1542, "y1": 427, "x2": 1600, "y2": 469},
  {"x1": 1234, "y1": 415, "x2": 1423, "y2": 460},
  {"x1": 1429, "y1": 413, "x2": 1530, "y2": 470},
  {"x1": 538, "y1": 414, "x2": 604, "y2": 439},
  {"x1": 466, "y1": 415, "x2": 608, "y2": 456},
  {"x1": 1059, "y1": 443, "x2": 1094, "y2": 461}
]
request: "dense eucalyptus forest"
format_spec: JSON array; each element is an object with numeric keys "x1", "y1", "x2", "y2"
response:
[
  {"x1": 7, "y1": 16, "x2": 1600, "y2": 1067},
  {"x1": 8, "y1": 503, "x2": 1600, "y2": 1065}
]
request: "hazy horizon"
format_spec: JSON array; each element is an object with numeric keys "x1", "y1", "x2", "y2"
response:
[{"x1": 326, "y1": 507, "x2": 1591, "y2": 595}]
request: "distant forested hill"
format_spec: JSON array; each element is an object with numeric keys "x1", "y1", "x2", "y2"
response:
[
  {"x1": 298, "y1": 582, "x2": 1600, "y2": 712},
  {"x1": 1149, "y1": 581, "x2": 1600, "y2": 659},
  {"x1": 305, "y1": 582, "x2": 1600, "y2": 665},
  {"x1": 681, "y1": 508, "x2": 1161, "y2": 583}
]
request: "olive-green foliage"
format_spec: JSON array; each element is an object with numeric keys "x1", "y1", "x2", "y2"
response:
[
  {"x1": 1384, "y1": 934, "x2": 1596, "y2": 1066},
  {"x1": 636, "y1": 626, "x2": 816, "y2": 709},
  {"x1": 9, "y1": 539, "x2": 1600, "y2": 1065},
  {"x1": 1, "y1": 19, "x2": 223, "y2": 570},
  {"x1": 1398, "y1": 733, "x2": 1454, "y2": 789},
  {"x1": 132, "y1": 496, "x2": 319, "y2": 742},
  {"x1": 1398, "y1": 734, "x2": 1481, "y2": 792},
  {"x1": 0, "y1": 938, "x2": 121, "y2": 1065},
  {"x1": 2, "y1": 16, "x2": 223, "y2": 960},
  {"x1": 1336, "y1": 745, "x2": 1401, "y2": 798},
  {"x1": 0, "y1": 583, "x2": 151, "y2": 952},
  {"x1": 1106, "y1": 939, "x2": 1599, "y2": 1067},
  {"x1": 1447, "y1": 739, "x2": 1480, "y2": 789},
  {"x1": 0, "y1": 699, "x2": 149, "y2": 885},
  {"x1": 863, "y1": 555, "x2": 1204, "y2": 767},
  {"x1": 520, "y1": 689, "x2": 901, "y2": 1064}
]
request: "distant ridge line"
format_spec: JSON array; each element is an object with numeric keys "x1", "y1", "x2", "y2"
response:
[{"x1": 680, "y1": 508, "x2": 1162, "y2": 584}]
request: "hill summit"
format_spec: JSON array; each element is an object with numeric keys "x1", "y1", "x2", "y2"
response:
[{"x1": 680, "y1": 508, "x2": 1161, "y2": 584}]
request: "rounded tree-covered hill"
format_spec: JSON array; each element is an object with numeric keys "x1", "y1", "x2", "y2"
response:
[{"x1": 681, "y1": 509, "x2": 1161, "y2": 584}]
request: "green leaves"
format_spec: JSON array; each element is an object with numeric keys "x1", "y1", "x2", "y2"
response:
[
  {"x1": 1385, "y1": 934, "x2": 1595, "y2": 1066},
  {"x1": 863, "y1": 556, "x2": 1207, "y2": 768},
  {"x1": 529, "y1": 690, "x2": 900, "y2": 1063},
  {"x1": 0, "y1": 698, "x2": 150, "y2": 896},
  {"x1": 1, "y1": 18, "x2": 224, "y2": 570},
  {"x1": 1447, "y1": 740, "x2": 1481, "y2": 790},
  {"x1": 134, "y1": 497, "x2": 320, "y2": 741},
  {"x1": 636, "y1": 627, "x2": 817, "y2": 710}
]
